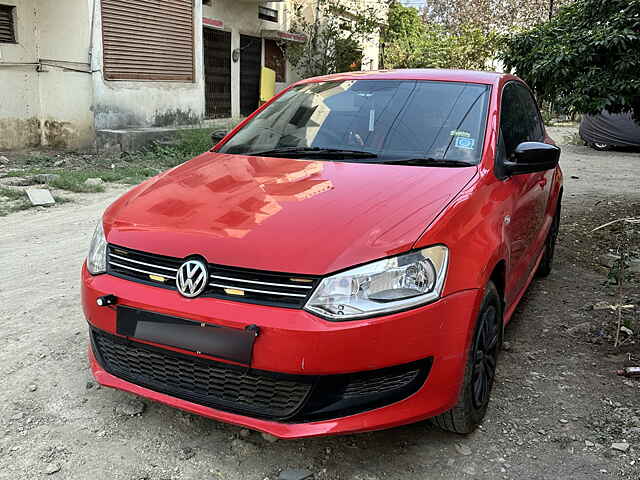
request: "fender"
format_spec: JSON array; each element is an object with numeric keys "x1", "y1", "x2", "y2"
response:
[{"x1": 413, "y1": 172, "x2": 510, "y2": 297}]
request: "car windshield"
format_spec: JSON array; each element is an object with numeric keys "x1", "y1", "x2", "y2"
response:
[{"x1": 218, "y1": 79, "x2": 491, "y2": 165}]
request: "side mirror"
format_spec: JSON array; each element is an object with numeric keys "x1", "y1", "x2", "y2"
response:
[
  {"x1": 210, "y1": 130, "x2": 227, "y2": 143},
  {"x1": 504, "y1": 142, "x2": 560, "y2": 175}
]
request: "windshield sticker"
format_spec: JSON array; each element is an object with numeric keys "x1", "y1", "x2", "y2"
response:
[
  {"x1": 369, "y1": 109, "x2": 375, "y2": 132},
  {"x1": 450, "y1": 130, "x2": 471, "y2": 137},
  {"x1": 454, "y1": 137, "x2": 475, "y2": 150}
]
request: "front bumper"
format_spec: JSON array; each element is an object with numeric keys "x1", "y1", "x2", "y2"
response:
[{"x1": 82, "y1": 264, "x2": 482, "y2": 438}]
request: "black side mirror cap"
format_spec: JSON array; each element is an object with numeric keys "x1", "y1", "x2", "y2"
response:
[
  {"x1": 504, "y1": 141, "x2": 560, "y2": 175},
  {"x1": 211, "y1": 130, "x2": 227, "y2": 143}
]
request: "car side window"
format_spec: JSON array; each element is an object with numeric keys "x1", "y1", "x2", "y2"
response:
[{"x1": 499, "y1": 82, "x2": 544, "y2": 158}]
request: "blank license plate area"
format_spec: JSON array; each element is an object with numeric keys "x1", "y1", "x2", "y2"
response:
[{"x1": 116, "y1": 306, "x2": 255, "y2": 365}]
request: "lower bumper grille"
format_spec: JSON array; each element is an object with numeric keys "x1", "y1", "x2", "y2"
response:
[
  {"x1": 91, "y1": 328, "x2": 313, "y2": 419},
  {"x1": 91, "y1": 328, "x2": 432, "y2": 422}
]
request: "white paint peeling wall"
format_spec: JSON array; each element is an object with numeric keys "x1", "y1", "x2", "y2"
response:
[
  {"x1": 0, "y1": 0, "x2": 43, "y2": 149},
  {"x1": 91, "y1": 0, "x2": 206, "y2": 131},
  {"x1": 0, "y1": 0, "x2": 94, "y2": 150},
  {"x1": 38, "y1": 0, "x2": 94, "y2": 148}
]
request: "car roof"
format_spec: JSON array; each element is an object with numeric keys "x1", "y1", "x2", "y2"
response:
[{"x1": 298, "y1": 68, "x2": 517, "y2": 86}]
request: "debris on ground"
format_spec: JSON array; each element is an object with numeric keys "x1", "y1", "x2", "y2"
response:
[
  {"x1": 620, "y1": 326, "x2": 634, "y2": 336},
  {"x1": 26, "y1": 189, "x2": 55, "y2": 206},
  {"x1": 278, "y1": 469, "x2": 314, "y2": 480},
  {"x1": 616, "y1": 366, "x2": 640, "y2": 377},
  {"x1": 43, "y1": 463, "x2": 61, "y2": 475},
  {"x1": 593, "y1": 301, "x2": 614, "y2": 311},
  {"x1": 114, "y1": 397, "x2": 146, "y2": 416},
  {"x1": 178, "y1": 447, "x2": 195, "y2": 461},
  {"x1": 567, "y1": 321, "x2": 592, "y2": 335},
  {"x1": 84, "y1": 178, "x2": 104, "y2": 187},
  {"x1": 611, "y1": 442, "x2": 630, "y2": 452},
  {"x1": 455, "y1": 443, "x2": 472, "y2": 456},
  {"x1": 32, "y1": 173, "x2": 60, "y2": 184},
  {"x1": 261, "y1": 432, "x2": 279, "y2": 443}
]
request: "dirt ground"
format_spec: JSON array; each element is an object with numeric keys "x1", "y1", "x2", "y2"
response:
[{"x1": 1, "y1": 127, "x2": 639, "y2": 480}]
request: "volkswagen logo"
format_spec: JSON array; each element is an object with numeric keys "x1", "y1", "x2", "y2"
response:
[{"x1": 176, "y1": 259, "x2": 208, "y2": 298}]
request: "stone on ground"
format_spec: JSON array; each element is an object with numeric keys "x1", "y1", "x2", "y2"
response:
[
  {"x1": 84, "y1": 177, "x2": 104, "y2": 186},
  {"x1": 26, "y1": 189, "x2": 56, "y2": 206},
  {"x1": 278, "y1": 469, "x2": 314, "y2": 480}
]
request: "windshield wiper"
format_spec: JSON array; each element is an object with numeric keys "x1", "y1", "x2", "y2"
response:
[
  {"x1": 245, "y1": 146, "x2": 378, "y2": 159},
  {"x1": 380, "y1": 157, "x2": 474, "y2": 167}
]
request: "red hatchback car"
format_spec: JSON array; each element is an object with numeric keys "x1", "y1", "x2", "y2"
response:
[{"x1": 83, "y1": 69, "x2": 562, "y2": 438}]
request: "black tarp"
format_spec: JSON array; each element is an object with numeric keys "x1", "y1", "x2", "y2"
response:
[{"x1": 579, "y1": 111, "x2": 640, "y2": 148}]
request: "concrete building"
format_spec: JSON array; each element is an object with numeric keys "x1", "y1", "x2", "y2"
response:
[{"x1": 0, "y1": 0, "x2": 385, "y2": 152}]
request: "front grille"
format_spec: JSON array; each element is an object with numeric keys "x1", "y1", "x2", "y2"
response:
[
  {"x1": 92, "y1": 329, "x2": 313, "y2": 419},
  {"x1": 342, "y1": 367, "x2": 422, "y2": 399},
  {"x1": 107, "y1": 244, "x2": 319, "y2": 308}
]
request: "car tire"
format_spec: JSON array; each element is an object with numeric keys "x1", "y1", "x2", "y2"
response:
[
  {"x1": 433, "y1": 281, "x2": 501, "y2": 434},
  {"x1": 536, "y1": 203, "x2": 561, "y2": 277},
  {"x1": 591, "y1": 142, "x2": 611, "y2": 151}
]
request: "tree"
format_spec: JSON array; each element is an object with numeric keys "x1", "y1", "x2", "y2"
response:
[
  {"x1": 283, "y1": 0, "x2": 385, "y2": 78},
  {"x1": 423, "y1": 0, "x2": 574, "y2": 33},
  {"x1": 381, "y1": 3, "x2": 499, "y2": 70},
  {"x1": 500, "y1": 0, "x2": 640, "y2": 120}
]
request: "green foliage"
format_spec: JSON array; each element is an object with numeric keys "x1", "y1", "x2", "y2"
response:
[
  {"x1": 382, "y1": 3, "x2": 500, "y2": 70},
  {"x1": 8, "y1": 128, "x2": 216, "y2": 195},
  {"x1": 283, "y1": 0, "x2": 383, "y2": 77},
  {"x1": 500, "y1": 0, "x2": 640, "y2": 120}
]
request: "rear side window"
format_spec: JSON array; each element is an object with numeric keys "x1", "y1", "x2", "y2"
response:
[{"x1": 500, "y1": 82, "x2": 544, "y2": 157}]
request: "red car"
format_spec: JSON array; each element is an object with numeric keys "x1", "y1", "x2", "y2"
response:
[{"x1": 83, "y1": 69, "x2": 562, "y2": 438}]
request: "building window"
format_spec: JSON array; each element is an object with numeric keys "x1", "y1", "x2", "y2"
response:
[
  {"x1": 101, "y1": 0, "x2": 195, "y2": 82},
  {"x1": 258, "y1": 6, "x2": 278, "y2": 23},
  {"x1": 0, "y1": 5, "x2": 16, "y2": 44}
]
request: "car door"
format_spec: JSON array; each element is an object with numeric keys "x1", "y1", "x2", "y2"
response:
[{"x1": 498, "y1": 82, "x2": 551, "y2": 304}]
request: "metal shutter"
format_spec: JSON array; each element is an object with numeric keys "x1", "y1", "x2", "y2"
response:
[
  {"x1": 101, "y1": 0, "x2": 194, "y2": 82},
  {"x1": 0, "y1": 5, "x2": 16, "y2": 44}
]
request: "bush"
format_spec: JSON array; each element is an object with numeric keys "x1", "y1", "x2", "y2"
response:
[{"x1": 500, "y1": 0, "x2": 640, "y2": 121}]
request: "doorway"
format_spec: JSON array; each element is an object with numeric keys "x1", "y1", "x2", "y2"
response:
[
  {"x1": 239, "y1": 34, "x2": 262, "y2": 116},
  {"x1": 203, "y1": 28, "x2": 231, "y2": 118}
]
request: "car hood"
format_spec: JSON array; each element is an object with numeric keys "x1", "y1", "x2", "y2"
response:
[{"x1": 104, "y1": 153, "x2": 477, "y2": 275}]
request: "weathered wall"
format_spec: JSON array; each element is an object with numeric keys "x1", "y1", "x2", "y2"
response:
[
  {"x1": 91, "y1": 0, "x2": 205, "y2": 131},
  {"x1": 0, "y1": 0, "x2": 95, "y2": 150},
  {"x1": 0, "y1": 0, "x2": 41, "y2": 150},
  {"x1": 37, "y1": 0, "x2": 94, "y2": 149}
]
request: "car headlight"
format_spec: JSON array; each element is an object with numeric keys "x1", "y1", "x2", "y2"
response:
[
  {"x1": 87, "y1": 220, "x2": 107, "y2": 275},
  {"x1": 305, "y1": 245, "x2": 448, "y2": 320}
]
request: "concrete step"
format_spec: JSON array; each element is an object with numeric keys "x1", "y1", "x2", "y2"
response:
[{"x1": 96, "y1": 118, "x2": 241, "y2": 154}]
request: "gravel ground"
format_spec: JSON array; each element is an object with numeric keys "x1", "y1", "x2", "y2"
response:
[{"x1": 1, "y1": 127, "x2": 639, "y2": 479}]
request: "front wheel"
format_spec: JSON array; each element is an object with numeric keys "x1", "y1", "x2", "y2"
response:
[
  {"x1": 591, "y1": 142, "x2": 611, "y2": 151},
  {"x1": 433, "y1": 281, "x2": 502, "y2": 434}
]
